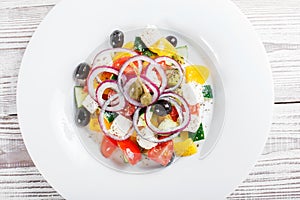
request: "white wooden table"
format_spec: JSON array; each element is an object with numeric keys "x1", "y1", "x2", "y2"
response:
[{"x1": 0, "y1": 0, "x2": 300, "y2": 199}]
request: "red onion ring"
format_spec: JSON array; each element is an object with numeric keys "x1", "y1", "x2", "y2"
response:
[
  {"x1": 92, "y1": 48, "x2": 139, "y2": 67},
  {"x1": 98, "y1": 94, "x2": 134, "y2": 141},
  {"x1": 117, "y1": 55, "x2": 167, "y2": 96},
  {"x1": 95, "y1": 80, "x2": 125, "y2": 112},
  {"x1": 145, "y1": 98, "x2": 183, "y2": 134},
  {"x1": 87, "y1": 66, "x2": 119, "y2": 100},
  {"x1": 133, "y1": 108, "x2": 181, "y2": 143},
  {"x1": 154, "y1": 56, "x2": 184, "y2": 92},
  {"x1": 144, "y1": 92, "x2": 191, "y2": 135}
]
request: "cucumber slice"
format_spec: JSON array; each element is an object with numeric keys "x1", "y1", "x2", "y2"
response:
[
  {"x1": 189, "y1": 123, "x2": 205, "y2": 141},
  {"x1": 134, "y1": 37, "x2": 155, "y2": 57},
  {"x1": 202, "y1": 85, "x2": 213, "y2": 99},
  {"x1": 104, "y1": 111, "x2": 118, "y2": 123},
  {"x1": 176, "y1": 45, "x2": 188, "y2": 59},
  {"x1": 74, "y1": 86, "x2": 88, "y2": 108}
]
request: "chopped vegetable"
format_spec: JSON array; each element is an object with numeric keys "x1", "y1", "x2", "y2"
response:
[
  {"x1": 101, "y1": 135, "x2": 118, "y2": 158},
  {"x1": 104, "y1": 111, "x2": 118, "y2": 123},
  {"x1": 148, "y1": 140, "x2": 174, "y2": 166},
  {"x1": 174, "y1": 138, "x2": 198, "y2": 156},
  {"x1": 89, "y1": 113, "x2": 101, "y2": 132},
  {"x1": 149, "y1": 38, "x2": 177, "y2": 57},
  {"x1": 123, "y1": 41, "x2": 134, "y2": 49},
  {"x1": 74, "y1": 86, "x2": 88, "y2": 108},
  {"x1": 185, "y1": 65, "x2": 210, "y2": 84},
  {"x1": 134, "y1": 37, "x2": 155, "y2": 57},
  {"x1": 169, "y1": 106, "x2": 179, "y2": 122},
  {"x1": 189, "y1": 123, "x2": 205, "y2": 141},
  {"x1": 203, "y1": 85, "x2": 213, "y2": 98},
  {"x1": 118, "y1": 139, "x2": 142, "y2": 165},
  {"x1": 176, "y1": 45, "x2": 188, "y2": 59},
  {"x1": 166, "y1": 69, "x2": 180, "y2": 87},
  {"x1": 73, "y1": 28, "x2": 214, "y2": 169}
]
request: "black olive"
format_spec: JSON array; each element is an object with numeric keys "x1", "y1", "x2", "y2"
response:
[
  {"x1": 153, "y1": 100, "x2": 172, "y2": 116},
  {"x1": 166, "y1": 35, "x2": 177, "y2": 47},
  {"x1": 75, "y1": 107, "x2": 90, "y2": 127},
  {"x1": 110, "y1": 30, "x2": 124, "y2": 48},
  {"x1": 73, "y1": 62, "x2": 90, "y2": 80}
]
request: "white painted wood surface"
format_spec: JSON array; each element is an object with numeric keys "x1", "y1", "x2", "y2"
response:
[{"x1": 0, "y1": 0, "x2": 299, "y2": 199}]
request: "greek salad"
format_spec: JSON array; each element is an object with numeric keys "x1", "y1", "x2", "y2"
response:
[{"x1": 73, "y1": 28, "x2": 213, "y2": 168}]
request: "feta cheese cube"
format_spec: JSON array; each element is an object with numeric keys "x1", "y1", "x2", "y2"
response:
[
  {"x1": 136, "y1": 127, "x2": 158, "y2": 149},
  {"x1": 141, "y1": 27, "x2": 162, "y2": 47},
  {"x1": 184, "y1": 114, "x2": 202, "y2": 133},
  {"x1": 182, "y1": 82, "x2": 204, "y2": 105},
  {"x1": 82, "y1": 95, "x2": 99, "y2": 114},
  {"x1": 109, "y1": 115, "x2": 133, "y2": 139},
  {"x1": 158, "y1": 118, "x2": 178, "y2": 130}
]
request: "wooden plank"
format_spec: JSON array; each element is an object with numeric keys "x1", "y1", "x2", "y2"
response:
[
  {"x1": 228, "y1": 103, "x2": 300, "y2": 199},
  {"x1": 0, "y1": 2, "x2": 299, "y2": 104},
  {"x1": 0, "y1": 167, "x2": 63, "y2": 200},
  {"x1": 0, "y1": 49, "x2": 24, "y2": 115},
  {"x1": 0, "y1": 5, "x2": 54, "y2": 50},
  {"x1": 232, "y1": 0, "x2": 300, "y2": 102},
  {"x1": 0, "y1": 0, "x2": 59, "y2": 9},
  {"x1": 0, "y1": 0, "x2": 299, "y2": 199},
  {"x1": 270, "y1": 49, "x2": 300, "y2": 103},
  {"x1": 0, "y1": 115, "x2": 34, "y2": 169},
  {"x1": 0, "y1": 103, "x2": 298, "y2": 198}
]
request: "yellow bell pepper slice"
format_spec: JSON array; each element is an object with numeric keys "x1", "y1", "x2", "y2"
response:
[
  {"x1": 149, "y1": 38, "x2": 177, "y2": 57},
  {"x1": 174, "y1": 138, "x2": 198, "y2": 156},
  {"x1": 185, "y1": 65, "x2": 210, "y2": 84},
  {"x1": 112, "y1": 41, "x2": 135, "y2": 62},
  {"x1": 89, "y1": 114, "x2": 101, "y2": 132}
]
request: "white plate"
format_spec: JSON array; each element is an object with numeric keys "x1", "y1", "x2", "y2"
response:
[{"x1": 17, "y1": 0, "x2": 273, "y2": 199}]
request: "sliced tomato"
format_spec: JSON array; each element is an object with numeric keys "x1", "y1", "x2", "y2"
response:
[
  {"x1": 112, "y1": 56, "x2": 139, "y2": 75},
  {"x1": 101, "y1": 135, "x2": 118, "y2": 158},
  {"x1": 169, "y1": 106, "x2": 179, "y2": 122},
  {"x1": 147, "y1": 140, "x2": 174, "y2": 166},
  {"x1": 118, "y1": 139, "x2": 142, "y2": 165},
  {"x1": 118, "y1": 102, "x2": 136, "y2": 117}
]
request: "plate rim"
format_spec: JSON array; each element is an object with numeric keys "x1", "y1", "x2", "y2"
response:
[{"x1": 17, "y1": 0, "x2": 274, "y2": 199}]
